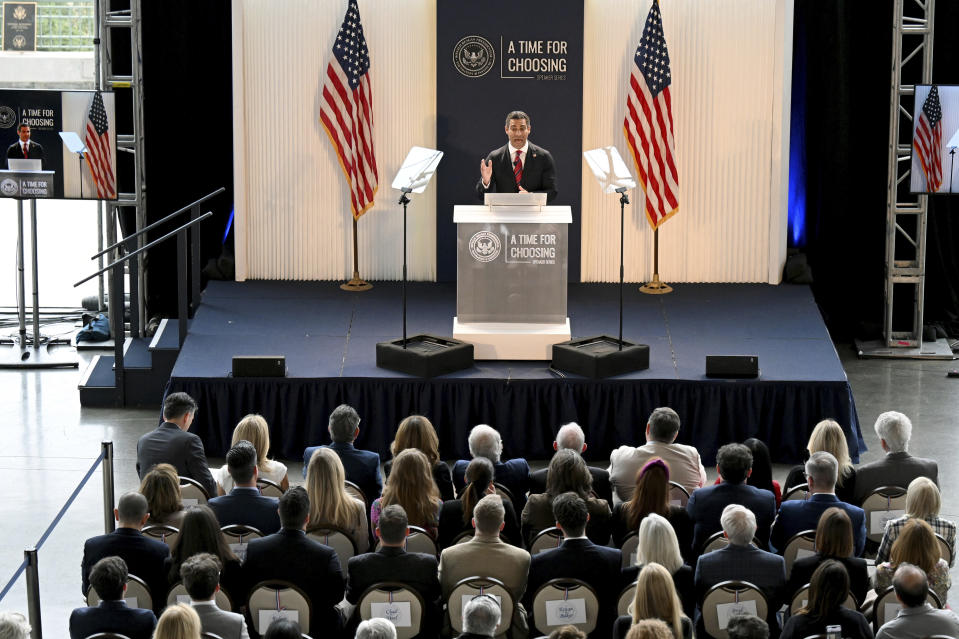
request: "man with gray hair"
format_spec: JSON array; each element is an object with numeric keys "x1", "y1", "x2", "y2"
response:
[
  {"x1": 726, "y1": 614, "x2": 769, "y2": 639},
  {"x1": 529, "y1": 422, "x2": 612, "y2": 502},
  {"x1": 876, "y1": 563, "x2": 959, "y2": 639},
  {"x1": 854, "y1": 411, "x2": 938, "y2": 505},
  {"x1": 458, "y1": 595, "x2": 502, "y2": 638},
  {"x1": 301, "y1": 404, "x2": 382, "y2": 500},
  {"x1": 452, "y1": 424, "x2": 530, "y2": 509},
  {"x1": 770, "y1": 451, "x2": 866, "y2": 556},
  {"x1": 356, "y1": 618, "x2": 397, "y2": 639},
  {"x1": 608, "y1": 407, "x2": 707, "y2": 505},
  {"x1": 0, "y1": 612, "x2": 31, "y2": 639}
]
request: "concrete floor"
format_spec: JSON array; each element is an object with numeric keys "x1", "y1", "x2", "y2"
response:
[{"x1": 0, "y1": 340, "x2": 957, "y2": 631}]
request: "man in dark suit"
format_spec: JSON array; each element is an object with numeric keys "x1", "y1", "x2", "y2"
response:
[
  {"x1": 6, "y1": 123, "x2": 44, "y2": 169},
  {"x1": 770, "y1": 451, "x2": 866, "y2": 556},
  {"x1": 241, "y1": 486, "x2": 344, "y2": 637},
  {"x1": 475, "y1": 110, "x2": 557, "y2": 203},
  {"x1": 528, "y1": 422, "x2": 612, "y2": 503},
  {"x1": 70, "y1": 556, "x2": 157, "y2": 639},
  {"x1": 687, "y1": 443, "x2": 777, "y2": 553},
  {"x1": 854, "y1": 411, "x2": 938, "y2": 505},
  {"x1": 302, "y1": 404, "x2": 382, "y2": 502},
  {"x1": 524, "y1": 492, "x2": 622, "y2": 639},
  {"x1": 346, "y1": 504, "x2": 442, "y2": 638},
  {"x1": 80, "y1": 492, "x2": 170, "y2": 615},
  {"x1": 208, "y1": 440, "x2": 280, "y2": 534},
  {"x1": 452, "y1": 424, "x2": 530, "y2": 510},
  {"x1": 180, "y1": 553, "x2": 249, "y2": 639},
  {"x1": 136, "y1": 392, "x2": 216, "y2": 497}
]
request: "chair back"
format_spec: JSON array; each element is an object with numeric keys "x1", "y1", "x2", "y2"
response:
[
  {"x1": 448, "y1": 576, "x2": 513, "y2": 637},
  {"x1": 307, "y1": 526, "x2": 358, "y2": 573},
  {"x1": 179, "y1": 477, "x2": 210, "y2": 505},
  {"x1": 620, "y1": 531, "x2": 639, "y2": 568},
  {"x1": 935, "y1": 533, "x2": 952, "y2": 564},
  {"x1": 493, "y1": 482, "x2": 517, "y2": 509},
  {"x1": 375, "y1": 525, "x2": 438, "y2": 557},
  {"x1": 248, "y1": 580, "x2": 312, "y2": 634},
  {"x1": 782, "y1": 483, "x2": 810, "y2": 502},
  {"x1": 617, "y1": 581, "x2": 637, "y2": 617},
  {"x1": 872, "y1": 585, "x2": 942, "y2": 633},
  {"x1": 531, "y1": 578, "x2": 600, "y2": 636},
  {"x1": 782, "y1": 530, "x2": 816, "y2": 578},
  {"x1": 83, "y1": 634, "x2": 134, "y2": 639},
  {"x1": 788, "y1": 584, "x2": 857, "y2": 615},
  {"x1": 357, "y1": 582, "x2": 425, "y2": 639},
  {"x1": 142, "y1": 524, "x2": 180, "y2": 550},
  {"x1": 257, "y1": 477, "x2": 284, "y2": 498},
  {"x1": 668, "y1": 481, "x2": 690, "y2": 507},
  {"x1": 220, "y1": 524, "x2": 264, "y2": 563},
  {"x1": 86, "y1": 574, "x2": 153, "y2": 611},
  {"x1": 861, "y1": 486, "x2": 908, "y2": 544},
  {"x1": 166, "y1": 580, "x2": 233, "y2": 611},
  {"x1": 201, "y1": 633, "x2": 225, "y2": 639},
  {"x1": 701, "y1": 580, "x2": 768, "y2": 639},
  {"x1": 700, "y1": 532, "x2": 760, "y2": 556},
  {"x1": 344, "y1": 480, "x2": 368, "y2": 510},
  {"x1": 529, "y1": 527, "x2": 564, "y2": 555}
]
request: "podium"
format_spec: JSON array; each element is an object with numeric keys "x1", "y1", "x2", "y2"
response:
[{"x1": 453, "y1": 200, "x2": 572, "y2": 360}]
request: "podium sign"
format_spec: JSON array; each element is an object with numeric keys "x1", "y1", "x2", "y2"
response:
[{"x1": 0, "y1": 169, "x2": 54, "y2": 198}]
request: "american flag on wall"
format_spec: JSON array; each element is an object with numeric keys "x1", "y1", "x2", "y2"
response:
[
  {"x1": 914, "y1": 85, "x2": 943, "y2": 193},
  {"x1": 84, "y1": 90, "x2": 116, "y2": 199},
  {"x1": 320, "y1": 0, "x2": 378, "y2": 219},
  {"x1": 623, "y1": 0, "x2": 679, "y2": 229}
]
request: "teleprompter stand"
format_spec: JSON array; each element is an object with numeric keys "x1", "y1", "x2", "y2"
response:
[
  {"x1": 376, "y1": 147, "x2": 473, "y2": 377},
  {"x1": 552, "y1": 147, "x2": 648, "y2": 378}
]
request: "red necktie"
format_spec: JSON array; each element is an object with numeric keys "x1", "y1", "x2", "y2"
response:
[
  {"x1": 23, "y1": 144, "x2": 28, "y2": 159},
  {"x1": 513, "y1": 149, "x2": 523, "y2": 188}
]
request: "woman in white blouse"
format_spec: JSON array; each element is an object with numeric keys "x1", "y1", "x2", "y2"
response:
[{"x1": 215, "y1": 414, "x2": 289, "y2": 494}]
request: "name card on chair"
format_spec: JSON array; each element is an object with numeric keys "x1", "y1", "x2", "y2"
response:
[
  {"x1": 871, "y1": 510, "x2": 905, "y2": 535},
  {"x1": 546, "y1": 598, "x2": 586, "y2": 625},
  {"x1": 884, "y1": 603, "x2": 902, "y2": 623},
  {"x1": 258, "y1": 609, "x2": 298, "y2": 630},
  {"x1": 125, "y1": 597, "x2": 139, "y2": 609},
  {"x1": 229, "y1": 542, "x2": 248, "y2": 562},
  {"x1": 716, "y1": 600, "x2": 757, "y2": 629},
  {"x1": 462, "y1": 593, "x2": 501, "y2": 612},
  {"x1": 371, "y1": 601, "x2": 412, "y2": 627},
  {"x1": 177, "y1": 595, "x2": 191, "y2": 604},
  {"x1": 795, "y1": 548, "x2": 816, "y2": 562}
]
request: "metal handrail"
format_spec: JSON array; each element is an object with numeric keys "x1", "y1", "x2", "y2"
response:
[
  {"x1": 74, "y1": 211, "x2": 213, "y2": 287},
  {"x1": 91, "y1": 186, "x2": 224, "y2": 259}
]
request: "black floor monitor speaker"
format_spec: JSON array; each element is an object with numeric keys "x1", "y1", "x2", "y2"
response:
[
  {"x1": 232, "y1": 355, "x2": 287, "y2": 377},
  {"x1": 706, "y1": 355, "x2": 759, "y2": 378},
  {"x1": 376, "y1": 334, "x2": 474, "y2": 378},
  {"x1": 552, "y1": 336, "x2": 650, "y2": 378}
]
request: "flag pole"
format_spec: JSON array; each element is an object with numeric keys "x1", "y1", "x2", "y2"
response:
[
  {"x1": 640, "y1": 227, "x2": 672, "y2": 294},
  {"x1": 340, "y1": 218, "x2": 372, "y2": 292}
]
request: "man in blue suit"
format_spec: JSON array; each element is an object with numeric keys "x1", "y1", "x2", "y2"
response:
[
  {"x1": 687, "y1": 443, "x2": 777, "y2": 553},
  {"x1": 208, "y1": 440, "x2": 280, "y2": 534},
  {"x1": 70, "y1": 556, "x2": 156, "y2": 639},
  {"x1": 770, "y1": 451, "x2": 866, "y2": 556},
  {"x1": 302, "y1": 404, "x2": 382, "y2": 502},
  {"x1": 452, "y1": 424, "x2": 530, "y2": 511}
]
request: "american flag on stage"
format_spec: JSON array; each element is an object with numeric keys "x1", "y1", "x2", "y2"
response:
[
  {"x1": 84, "y1": 90, "x2": 116, "y2": 199},
  {"x1": 320, "y1": 0, "x2": 378, "y2": 219},
  {"x1": 914, "y1": 85, "x2": 943, "y2": 193},
  {"x1": 623, "y1": 0, "x2": 679, "y2": 229}
]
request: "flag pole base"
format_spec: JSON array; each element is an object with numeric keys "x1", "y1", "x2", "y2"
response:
[
  {"x1": 341, "y1": 275, "x2": 373, "y2": 292},
  {"x1": 640, "y1": 274, "x2": 672, "y2": 295}
]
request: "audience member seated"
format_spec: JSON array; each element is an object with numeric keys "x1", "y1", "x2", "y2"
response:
[
  {"x1": 876, "y1": 476, "x2": 955, "y2": 567},
  {"x1": 694, "y1": 504, "x2": 785, "y2": 633},
  {"x1": 452, "y1": 424, "x2": 531, "y2": 510},
  {"x1": 687, "y1": 443, "x2": 776, "y2": 552},
  {"x1": 875, "y1": 563, "x2": 959, "y2": 639},
  {"x1": 626, "y1": 619, "x2": 674, "y2": 639},
  {"x1": 439, "y1": 495, "x2": 531, "y2": 637},
  {"x1": 305, "y1": 446, "x2": 370, "y2": 552},
  {"x1": 608, "y1": 407, "x2": 706, "y2": 506},
  {"x1": 136, "y1": 392, "x2": 216, "y2": 497},
  {"x1": 153, "y1": 602, "x2": 202, "y2": 639},
  {"x1": 69, "y1": 556, "x2": 157, "y2": 639},
  {"x1": 780, "y1": 560, "x2": 872, "y2": 639},
  {"x1": 548, "y1": 626, "x2": 587, "y2": 639},
  {"x1": 458, "y1": 594, "x2": 502, "y2": 639},
  {"x1": 140, "y1": 463, "x2": 186, "y2": 528},
  {"x1": 371, "y1": 448, "x2": 442, "y2": 538},
  {"x1": 614, "y1": 562, "x2": 693, "y2": 639},
  {"x1": 622, "y1": 514, "x2": 695, "y2": 618},
  {"x1": 345, "y1": 504, "x2": 442, "y2": 638},
  {"x1": 874, "y1": 519, "x2": 951, "y2": 605},
  {"x1": 81, "y1": 492, "x2": 170, "y2": 614},
  {"x1": 302, "y1": 404, "x2": 383, "y2": 501},
  {"x1": 383, "y1": 415, "x2": 454, "y2": 501},
  {"x1": 529, "y1": 422, "x2": 612, "y2": 503},
  {"x1": 783, "y1": 419, "x2": 857, "y2": 504},
  {"x1": 785, "y1": 507, "x2": 869, "y2": 606},
  {"x1": 263, "y1": 617, "x2": 304, "y2": 639},
  {"x1": 524, "y1": 492, "x2": 623, "y2": 639},
  {"x1": 242, "y1": 486, "x2": 344, "y2": 637},
  {"x1": 611, "y1": 458, "x2": 693, "y2": 563},
  {"x1": 770, "y1": 451, "x2": 866, "y2": 556},
  {"x1": 208, "y1": 440, "x2": 280, "y2": 534},
  {"x1": 438, "y1": 457, "x2": 521, "y2": 549},
  {"x1": 726, "y1": 614, "x2": 769, "y2": 639},
  {"x1": 180, "y1": 552, "x2": 249, "y2": 639},
  {"x1": 0, "y1": 613, "x2": 31, "y2": 639},
  {"x1": 522, "y1": 449, "x2": 611, "y2": 546},
  {"x1": 740, "y1": 439, "x2": 783, "y2": 508},
  {"x1": 854, "y1": 411, "x2": 938, "y2": 505},
  {"x1": 166, "y1": 505, "x2": 243, "y2": 600},
  {"x1": 356, "y1": 618, "x2": 397, "y2": 639},
  {"x1": 215, "y1": 414, "x2": 289, "y2": 495}
]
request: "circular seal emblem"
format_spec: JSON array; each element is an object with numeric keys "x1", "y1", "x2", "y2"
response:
[
  {"x1": 12, "y1": 35, "x2": 26, "y2": 49},
  {"x1": 453, "y1": 36, "x2": 495, "y2": 78},
  {"x1": 0, "y1": 106, "x2": 15, "y2": 129},
  {"x1": 468, "y1": 230, "x2": 501, "y2": 263},
  {"x1": 1, "y1": 179, "x2": 19, "y2": 197}
]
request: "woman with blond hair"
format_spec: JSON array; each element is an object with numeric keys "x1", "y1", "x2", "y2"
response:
[
  {"x1": 305, "y1": 447, "x2": 369, "y2": 552},
  {"x1": 384, "y1": 415, "x2": 454, "y2": 500},
  {"x1": 784, "y1": 419, "x2": 856, "y2": 503},
  {"x1": 875, "y1": 518, "x2": 951, "y2": 603},
  {"x1": 622, "y1": 513, "x2": 694, "y2": 617},
  {"x1": 876, "y1": 476, "x2": 955, "y2": 566},
  {"x1": 139, "y1": 463, "x2": 185, "y2": 528},
  {"x1": 152, "y1": 603, "x2": 201, "y2": 639},
  {"x1": 370, "y1": 448, "x2": 442, "y2": 537},
  {"x1": 214, "y1": 414, "x2": 289, "y2": 494},
  {"x1": 613, "y1": 563, "x2": 692, "y2": 639}
]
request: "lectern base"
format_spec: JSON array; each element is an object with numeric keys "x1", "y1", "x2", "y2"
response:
[
  {"x1": 375, "y1": 335, "x2": 474, "y2": 377},
  {"x1": 551, "y1": 335, "x2": 650, "y2": 378},
  {"x1": 453, "y1": 318, "x2": 571, "y2": 360}
]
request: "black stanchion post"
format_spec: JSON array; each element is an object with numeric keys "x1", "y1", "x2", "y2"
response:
[
  {"x1": 24, "y1": 548, "x2": 40, "y2": 639},
  {"x1": 102, "y1": 441, "x2": 115, "y2": 533}
]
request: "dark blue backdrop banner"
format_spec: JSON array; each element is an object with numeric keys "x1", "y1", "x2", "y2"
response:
[{"x1": 436, "y1": 0, "x2": 584, "y2": 282}]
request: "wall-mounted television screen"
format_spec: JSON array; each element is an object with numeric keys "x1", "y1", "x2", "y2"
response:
[{"x1": 911, "y1": 84, "x2": 959, "y2": 194}]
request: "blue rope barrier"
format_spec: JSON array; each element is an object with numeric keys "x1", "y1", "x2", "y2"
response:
[{"x1": 0, "y1": 559, "x2": 27, "y2": 603}]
